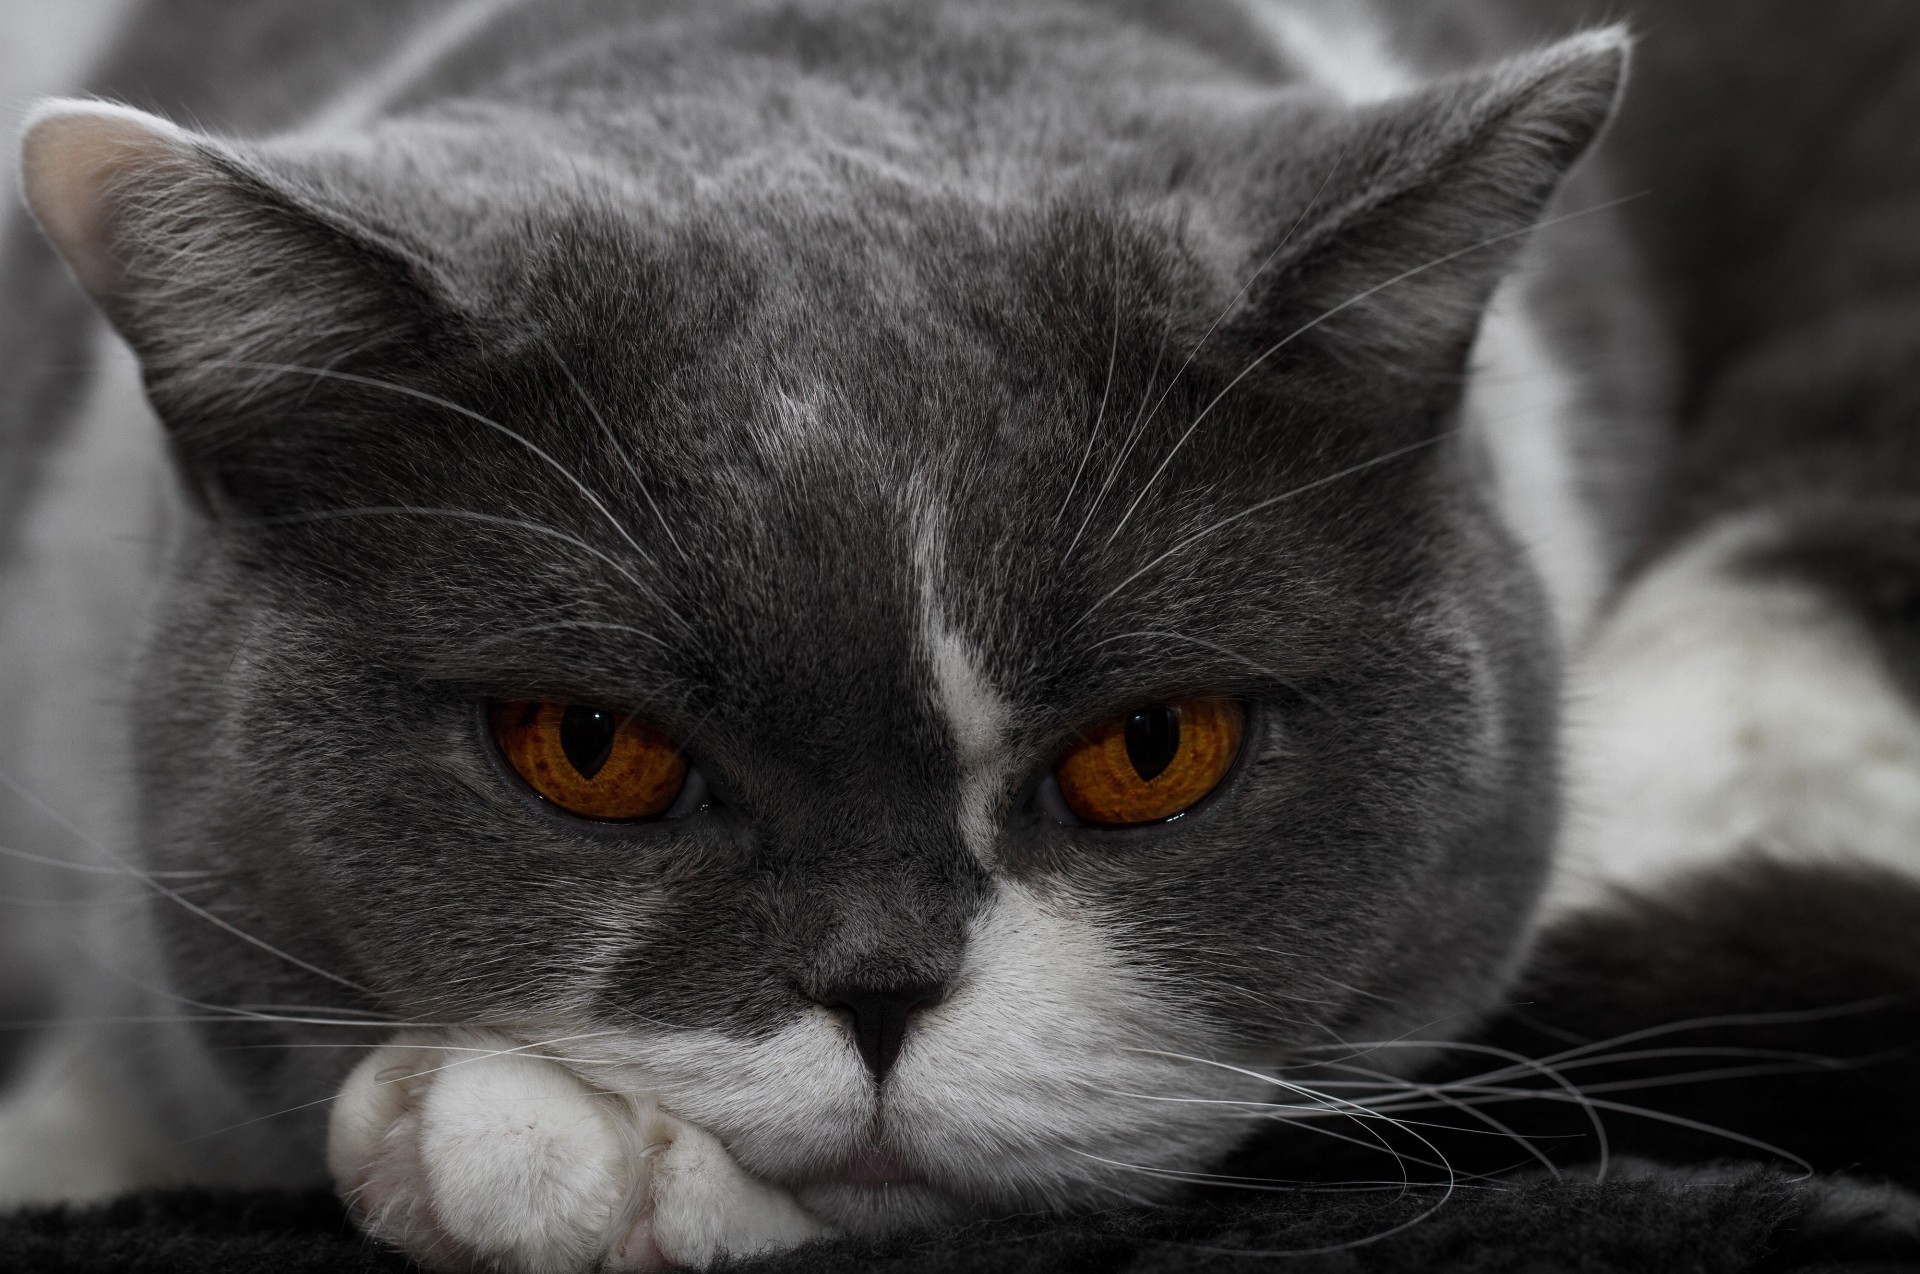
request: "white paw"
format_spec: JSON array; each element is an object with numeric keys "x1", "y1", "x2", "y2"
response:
[{"x1": 327, "y1": 1029, "x2": 830, "y2": 1273}]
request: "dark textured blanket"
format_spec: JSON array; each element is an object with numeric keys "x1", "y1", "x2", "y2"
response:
[{"x1": 7, "y1": 1171, "x2": 1920, "y2": 1273}]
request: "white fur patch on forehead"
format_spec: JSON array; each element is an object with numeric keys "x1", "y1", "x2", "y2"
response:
[
  {"x1": 1241, "y1": 0, "x2": 1414, "y2": 103},
  {"x1": 911, "y1": 508, "x2": 1012, "y2": 864}
]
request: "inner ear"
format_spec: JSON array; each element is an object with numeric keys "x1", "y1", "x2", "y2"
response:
[{"x1": 19, "y1": 100, "x2": 200, "y2": 305}]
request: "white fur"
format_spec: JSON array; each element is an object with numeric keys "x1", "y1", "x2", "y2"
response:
[
  {"x1": 325, "y1": 877, "x2": 1251, "y2": 1262},
  {"x1": 0, "y1": 1031, "x2": 174, "y2": 1203},
  {"x1": 329, "y1": 1030, "x2": 830, "y2": 1274},
  {"x1": 1550, "y1": 515, "x2": 1920, "y2": 914},
  {"x1": 1240, "y1": 6, "x2": 1609, "y2": 648},
  {"x1": 911, "y1": 512, "x2": 1012, "y2": 863},
  {"x1": 0, "y1": 323, "x2": 180, "y2": 1203},
  {"x1": 881, "y1": 880, "x2": 1258, "y2": 1208},
  {"x1": 1466, "y1": 276, "x2": 1609, "y2": 643},
  {"x1": 554, "y1": 1014, "x2": 872, "y2": 1183}
]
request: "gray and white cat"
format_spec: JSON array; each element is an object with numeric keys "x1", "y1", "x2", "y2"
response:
[{"x1": 9, "y1": 0, "x2": 1894, "y2": 1268}]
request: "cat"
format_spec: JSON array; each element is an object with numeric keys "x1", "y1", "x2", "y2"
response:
[{"x1": 0, "y1": 0, "x2": 1701, "y2": 1268}]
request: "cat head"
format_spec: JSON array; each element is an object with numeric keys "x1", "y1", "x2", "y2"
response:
[{"x1": 21, "y1": 14, "x2": 1624, "y2": 1227}]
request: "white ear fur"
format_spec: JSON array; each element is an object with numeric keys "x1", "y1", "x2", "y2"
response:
[{"x1": 19, "y1": 98, "x2": 201, "y2": 303}]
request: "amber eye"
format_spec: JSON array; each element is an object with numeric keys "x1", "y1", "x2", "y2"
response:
[
  {"x1": 1053, "y1": 697, "x2": 1245, "y2": 827},
  {"x1": 489, "y1": 700, "x2": 688, "y2": 822}
]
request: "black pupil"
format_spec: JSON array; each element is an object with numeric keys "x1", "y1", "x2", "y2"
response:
[
  {"x1": 1124, "y1": 706, "x2": 1180, "y2": 783},
  {"x1": 559, "y1": 706, "x2": 620, "y2": 780}
]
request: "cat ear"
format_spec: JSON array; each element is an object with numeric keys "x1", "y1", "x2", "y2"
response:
[
  {"x1": 19, "y1": 99, "x2": 440, "y2": 448},
  {"x1": 1228, "y1": 27, "x2": 1629, "y2": 386}
]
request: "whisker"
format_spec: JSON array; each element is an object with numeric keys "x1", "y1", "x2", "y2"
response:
[
  {"x1": 1069, "y1": 1148, "x2": 1503, "y2": 1194},
  {"x1": 0, "y1": 891, "x2": 177, "y2": 908},
  {"x1": 1066, "y1": 194, "x2": 1650, "y2": 636},
  {"x1": 538, "y1": 334, "x2": 689, "y2": 566},
  {"x1": 1063, "y1": 325, "x2": 1170, "y2": 562},
  {"x1": 1313, "y1": 1065, "x2": 1566, "y2": 1179},
  {"x1": 1383, "y1": 1084, "x2": 1817, "y2": 1177},
  {"x1": 1051, "y1": 234, "x2": 1125, "y2": 529},
  {"x1": 1121, "y1": 1047, "x2": 1461, "y2": 1198},
  {"x1": 1322, "y1": 1039, "x2": 1609, "y2": 1180},
  {"x1": 196, "y1": 359, "x2": 663, "y2": 573},
  {"x1": 0, "y1": 842, "x2": 215, "y2": 879},
  {"x1": 1415, "y1": 1044, "x2": 1858, "y2": 1093},
  {"x1": 231, "y1": 1003, "x2": 399, "y2": 1020},
  {"x1": 1530, "y1": 1059, "x2": 1887, "y2": 1096},
  {"x1": 1084, "y1": 629, "x2": 1326, "y2": 709},
  {"x1": 170, "y1": 1091, "x2": 345, "y2": 1145},
  {"x1": 1114, "y1": 1057, "x2": 1464, "y2": 1256},
  {"x1": 1097, "y1": 1087, "x2": 1578, "y2": 1146},
  {"x1": 0, "y1": 1013, "x2": 427, "y2": 1033},
  {"x1": 369, "y1": 1030, "x2": 626, "y2": 1088},
  {"x1": 1314, "y1": 1062, "x2": 1578, "y2": 1178},
  {"x1": 172, "y1": 1028, "x2": 625, "y2": 1147},
  {"x1": 1099, "y1": 194, "x2": 1649, "y2": 565},
  {"x1": 1095, "y1": 164, "x2": 1342, "y2": 555},
  {"x1": 1064, "y1": 431, "x2": 1454, "y2": 636},
  {"x1": 1519, "y1": 999, "x2": 1909, "y2": 1066},
  {"x1": 243, "y1": 505, "x2": 658, "y2": 600},
  {"x1": 0, "y1": 765, "x2": 370, "y2": 995},
  {"x1": 1302, "y1": 1006, "x2": 1903, "y2": 1085}
]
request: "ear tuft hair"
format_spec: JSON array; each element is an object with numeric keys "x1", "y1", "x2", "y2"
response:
[
  {"x1": 1226, "y1": 27, "x2": 1631, "y2": 393},
  {"x1": 19, "y1": 98, "x2": 443, "y2": 449},
  {"x1": 20, "y1": 99, "x2": 203, "y2": 303}
]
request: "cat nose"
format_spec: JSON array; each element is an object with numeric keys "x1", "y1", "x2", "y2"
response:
[{"x1": 817, "y1": 981, "x2": 946, "y2": 1082}]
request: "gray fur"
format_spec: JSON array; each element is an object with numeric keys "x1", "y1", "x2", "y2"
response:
[{"x1": 0, "y1": 0, "x2": 1651, "y2": 1237}]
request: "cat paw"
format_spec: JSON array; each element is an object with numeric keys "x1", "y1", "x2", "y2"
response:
[{"x1": 327, "y1": 1029, "x2": 830, "y2": 1272}]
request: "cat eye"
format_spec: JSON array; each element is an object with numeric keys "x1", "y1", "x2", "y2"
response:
[
  {"x1": 488, "y1": 700, "x2": 691, "y2": 822},
  {"x1": 1051, "y1": 697, "x2": 1245, "y2": 827}
]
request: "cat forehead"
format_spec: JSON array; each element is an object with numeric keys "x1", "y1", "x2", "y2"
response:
[{"x1": 335, "y1": 206, "x2": 1400, "y2": 729}]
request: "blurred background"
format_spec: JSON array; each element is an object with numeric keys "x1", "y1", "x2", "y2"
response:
[
  {"x1": 0, "y1": 0, "x2": 123, "y2": 209},
  {"x1": 0, "y1": 0, "x2": 125, "y2": 1082}
]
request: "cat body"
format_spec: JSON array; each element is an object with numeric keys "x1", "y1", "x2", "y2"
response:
[{"x1": 0, "y1": 0, "x2": 1709, "y2": 1266}]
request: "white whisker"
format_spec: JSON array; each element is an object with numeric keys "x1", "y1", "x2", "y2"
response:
[
  {"x1": 0, "y1": 841, "x2": 215, "y2": 879},
  {"x1": 0, "y1": 765, "x2": 370, "y2": 995},
  {"x1": 1051, "y1": 235, "x2": 1125, "y2": 529},
  {"x1": 198, "y1": 359, "x2": 663, "y2": 573},
  {"x1": 1064, "y1": 431, "x2": 1453, "y2": 636},
  {"x1": 1063, "y1": 326, "x2": 1170, "y2": 562},
  {"x1": 1096, "y1": 162, "x2": 1344, "y2": 553},
  {"x1": 245, "y1": 505, "x2": 660, "y2": 601},
  {"x1": 539, "y1": 334, "x2": 689, "y2": 566},
  {"x1": 1100, "y1": 194, "x2": 1648, "y2": 566}
]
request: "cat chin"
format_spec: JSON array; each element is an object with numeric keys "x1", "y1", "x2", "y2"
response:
[{"x1": 788, "y1": 1181, "x2": 968, "y2": 1234}]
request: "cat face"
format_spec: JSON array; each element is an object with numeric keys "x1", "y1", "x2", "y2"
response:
[
  {"x1": 22, "y1": 18, "x2": 1621, "y2": 1230},
  {"x1": 127, "y1": 197, "x2": 1558, "y2": 1226}
]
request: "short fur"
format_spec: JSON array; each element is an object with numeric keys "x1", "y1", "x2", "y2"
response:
[{"x1": 36, "y1": 0, "x2": 1897, "y2": 1268}]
